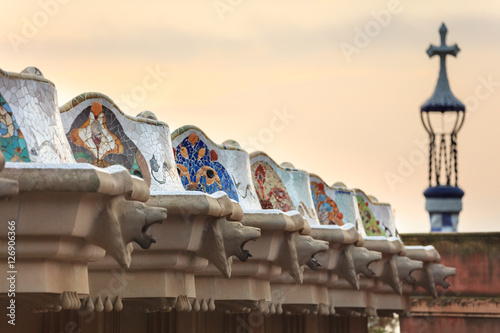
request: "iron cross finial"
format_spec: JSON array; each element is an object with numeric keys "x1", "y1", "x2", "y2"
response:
[
  {"x1": 420, "y1": 23, "x2": 465, "y2": 112},
  {"x1": 427, "y1": 23, "x2": 460, "y2": 58}
]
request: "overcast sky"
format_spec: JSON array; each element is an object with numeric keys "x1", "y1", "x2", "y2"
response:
[{"x1": 3, "y1": 0, "x2": 499, "y2": 233}]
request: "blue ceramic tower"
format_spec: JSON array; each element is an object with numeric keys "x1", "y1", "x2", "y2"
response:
[{"x1": 420, "y1": 23, "x2": 465, "y2": 232}]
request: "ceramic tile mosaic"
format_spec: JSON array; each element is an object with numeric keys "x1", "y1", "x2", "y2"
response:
[
  {"x1": 171, "y1": 126, "x2": 262, "y2": 210},
  {"x1": 356, "y1": 195, "x2": 387, "y2": 237},
  {"x1": 308, "y1": 175, "x2": 365, "y2": 232},
  {"x1": 173, "y1": 131, "x2": 238, "y2": 201},
  {"x1": 0, "y1": 93, "x2": 30, "y2": 162},
  {"x1": 355, "y1": 190, "x2": 398, "y2": 237},
  {"x1": 65, "y1": 101, "x2": 149, "y2": 181},
  {"x1": 250, "y1": 152, "x2": 319, "y2": 226},
  {"x1": 310, "y1": 181, "x2": 344, "y2": 226},
  {"x1": 60, "y1": 94, "x2": 184, "y2": 192},
  {"x1": 252, "y1": 161, "x2": 295, "y2": 212},
  {"x1": 0, "y1": 69, "x2": 75, "y2": 163}
]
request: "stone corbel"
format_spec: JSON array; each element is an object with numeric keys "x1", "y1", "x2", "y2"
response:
[
  {"x1": 363, "y1": 237, "x2": 408, "y2": 295},
  {"x1": 193, "y1": 209, "x2": 327, "y2": 314},
  {"x1": 147, "y1": 191, "x2": 261, "y2": 279},
  {"x1": 0, "y1": 164, "x2": 165, "y2": 310},
  {"x1": 303, "y1": 226, "x2": 380, "y2": 316},
  {"x1": 88, "y1": 194, "x2": 167, "y2": 269},
  {"x1": 351, "y1": 245, "x2": 384, "y2": 282},
  {"x1": 243, "y1": 210, "x2": 329, "y2": 284},
  {"x1": 257, "y1": 212, "x2": 329, "y2": 315},
  {"x1": 393, "y1": 253, "x2": 424, "y2": 285},
  {"x1": 87, "y1": 191, "x2": 259, "y2": 313},
  {"x1": 342, "y1": 238, "x2": 423, "y2": 316},
  {"x1": 311, "y1": 224, "x2": 382, "y2": 290},
  {"x1": 194, "y1": 192, "x2": 261, "y2": 278}
]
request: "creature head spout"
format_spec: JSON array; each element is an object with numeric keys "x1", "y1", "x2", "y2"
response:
[
  {"x1": 90, "y1": 196, "x2": 167, "y2": 268},
  {"x1": 284, "y1": 234, "x2": 329, "y2": 283},
  {"x1": 296, "y1": 236, "x2": 329, "y2": 268},
  {"x1": 197, "y1": 218, "x2": 261, "y2": 278},
  {"x1": 122, "y1": 201, "x2": 167, "y2": 249},
  {"x1": 353, "y1": 246, "x2": 382, "y2": 278},
  {"x1": 433, "y1": 264, "x2": 456, "y2": 289},
  {"x1": 226, "y1": 222, "x2": 261, "y2": 262},
  {"x1": 394, "y1": 256, "x2": 424, "y2": 285}
]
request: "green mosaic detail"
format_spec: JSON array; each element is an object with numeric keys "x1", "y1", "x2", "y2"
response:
[
  {"x1": 0, "y1": 93, "x2": 30, "y2": 162},
  {"x1": 357, "y1": 196, "x2": 386, "y2": 237}
]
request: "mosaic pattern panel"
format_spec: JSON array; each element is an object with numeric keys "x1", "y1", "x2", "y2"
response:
[
  {"x1": 174, "y1": 132, "x2": 238, "y2": 201},
  {"x1": 0, "y1": 93, "x2": 30, "y2": 162},
  {"x1": 357, "y1": 196, "x2": 387, "y2": 237},
  {"x1": 310, "y1": 181, "x2": 344, "y2": 226},
  {"x1": 251, "y1": 161, "x2": 295, "y2": 211},
  {"x1": 66, "y1": 101, "x2": 149, "y2": 181}
]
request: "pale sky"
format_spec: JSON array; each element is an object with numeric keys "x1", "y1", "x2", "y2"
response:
[{"x1": 2, "y1": 0, "x2": 499, "y2": 233}]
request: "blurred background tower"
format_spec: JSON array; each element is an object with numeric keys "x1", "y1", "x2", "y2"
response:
[{"x1": 421, "y1": 23, "x2": 465, "y2": 232}]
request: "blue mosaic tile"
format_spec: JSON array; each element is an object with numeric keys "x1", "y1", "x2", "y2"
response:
[{"x1": 174, "y1": 132, "x2": 239, "y2": 201}]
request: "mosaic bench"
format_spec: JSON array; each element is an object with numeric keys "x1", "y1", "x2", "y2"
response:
[
  {"x1": 171, "y1": 127, "x2": 329, "y2": 314},
  {"x1": 308, "y1": 176, "x2": 454, "y2": 314},
  {"x1": 249, "y1": 153, "x2": 387, "y2": 315},
  {"x1": 0, "y1": 68, "x2": 166, "y2": 312},
  {"x1": 60, "y1": 94, "x2": 260, "y2": 313}
]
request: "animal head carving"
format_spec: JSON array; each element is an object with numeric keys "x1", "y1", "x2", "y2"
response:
[
  {"x1": 296, "y1": 235, "x2": 329, "y2": 269},
  {"x1": 280, "y1": 233, "x2": 329, "y2": 284},
  {"x1": 89, "y1": 195, "x2": 167, "y2": 268},
  {"x1": 352, "y1": 246, "x2": 382, "y2": 279},
  {"x1": 223, "y1": 221, "x2": 261, "y2": 263},
  {"x1": 431, "y1": 263, "x2": 456, "y2": 289},
  {"x1": 413, "y1": 263, "x2": 455, "y2": 298},
  {"x1": 196, "y1": 217, "x2": 261, "y2": 278},
  {"x1": 394, "y1": 255, "x2": 423, "y2": 285},
  {"x1": 328, "y1": 244, "x2": 381, "y2": 290},
  {"x1": 117, "y1": 200, "x2": 167, "y2": 249}
]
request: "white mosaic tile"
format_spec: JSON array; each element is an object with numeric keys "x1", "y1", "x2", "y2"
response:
[{"x1": 0, "y1": 71, "x2": 75, "y2": 163}]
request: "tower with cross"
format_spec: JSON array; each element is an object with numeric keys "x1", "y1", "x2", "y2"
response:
[{"x1": 420, "y1": 23, "x2": 465, "y2": 232}]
